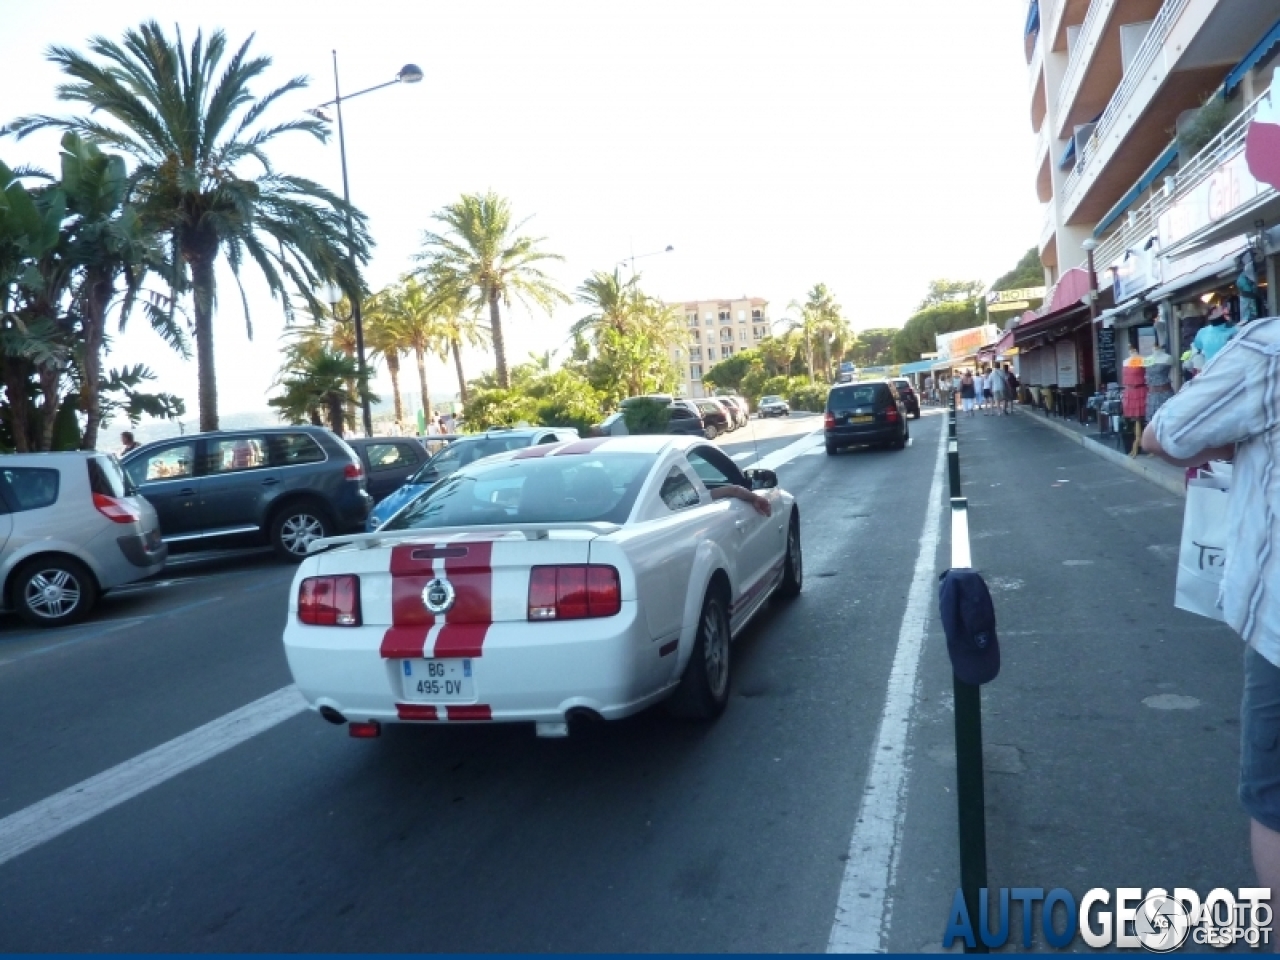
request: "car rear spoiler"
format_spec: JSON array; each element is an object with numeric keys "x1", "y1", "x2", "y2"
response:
[{"x1": 308, "y1": 522, "x2": 623, "y2": 554}]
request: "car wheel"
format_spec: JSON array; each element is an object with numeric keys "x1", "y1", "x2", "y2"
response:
[
  {"x1": 892, "y1": 429, "x2": 907, "y2": 451},
  {"x1": 271, "y1": 503, "x2": 332, "y2": 561},
  {"x1": 776, "y1": 515, "x2": 803, "y2": 600},
  {"x1": 825, "y1": 444, "x2": 837, "y2": 456},
  {"x1": 13, "y1": 556, "x2": 98, "y2": 628},
  {"x1": 704, "y1": 426, "x2": 717, "y2": 440},
  {"x1": 667, "y1": 587, "x2": 731, "y2": 720}
]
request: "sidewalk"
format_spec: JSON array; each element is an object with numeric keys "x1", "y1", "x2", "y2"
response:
[
  {"x1": 885, "y1": 405, "x2": 1249, "y2": 951},
  {"x1": 1009, "y1": 403, "x2": 1188, "y2": 498}
]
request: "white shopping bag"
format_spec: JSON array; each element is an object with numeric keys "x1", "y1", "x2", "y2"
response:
[{"x1": 1174, "y1": 475, "x2": 1230, "y2": 621}]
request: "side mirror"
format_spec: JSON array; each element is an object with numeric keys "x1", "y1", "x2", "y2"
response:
[{"x1": 743, "y1": 468, "x2": 778, "y2": 491}]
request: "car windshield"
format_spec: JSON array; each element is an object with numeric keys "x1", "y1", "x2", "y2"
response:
[
  {"x1": 385, "y1": 452, "x2": 656, "y2": 530},
  {"x1": 829, "y1": 385, "x2": 881, "y2": 407},
  {"x1": 410, "y1": 436, "x2": 536, "y2": 483},
  {"x1": 761, "y1": 395, "x2": 781, "y2": 404}
]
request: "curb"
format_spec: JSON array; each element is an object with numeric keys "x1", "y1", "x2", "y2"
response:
[{"x1": 1011, "y1": 407, "x2": 1186, "y2": 499}]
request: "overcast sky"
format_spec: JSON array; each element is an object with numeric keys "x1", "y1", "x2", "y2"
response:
[{"x1": 0, "y1": 0, "x2": 1041, "y2": 426}]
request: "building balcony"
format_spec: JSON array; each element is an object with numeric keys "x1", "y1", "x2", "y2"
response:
[
  {"x1": 1058, "y1": 0, "x2": 1266, "y2": 227},
  {"x1": 1040, "y1": 203, "x2": 1058, "y2": 255},
  {"x1": 1054, "y1": 0, "x2": 1165, "y2": 142},
  {"x1": 1035, "y1": 128, "x2": 1053, "y2": 201}
]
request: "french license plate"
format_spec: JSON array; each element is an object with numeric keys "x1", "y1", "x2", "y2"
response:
[
  {"x1": 850, "y1": 415, "x2": 874, "y2": 423},
  {"x1": 401, "y1": 658, "x2": 475, "y2": 701}
]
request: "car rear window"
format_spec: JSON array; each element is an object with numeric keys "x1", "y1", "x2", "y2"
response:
[
  {"x1": 0, "y1": 467, "x2": 60, "y2": 512},
  {"x1": 385, "y1": 453, "x2": 655, "y2": 529},
  {"x1": 88, "y1": 456, "x2": 132, "y2": 497},
  {"x1": 828, "y1": 385, "x2": 883, "y2": 408},
  {"x1": 268, "y1": 433, "x2": 326, "y2": 466}
]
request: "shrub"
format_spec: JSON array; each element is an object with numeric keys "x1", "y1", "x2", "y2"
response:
[
  {"x1": 787, "y1": 382, "x2": 828, "y2": 412},
  {"x1": 622, "y1": 397, "x2": 672, "y2": 434}
]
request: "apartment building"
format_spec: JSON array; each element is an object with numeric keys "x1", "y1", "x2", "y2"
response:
[
  {"x1": 671, "y1": 298, "x2": 771, "y2": 398},
  {"x1": 1018, "y1": 0, "x2": 1280, "y2": 395}
]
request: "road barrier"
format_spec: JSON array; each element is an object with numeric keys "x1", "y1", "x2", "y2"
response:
[{"x1": 946, "y1": 396, "x2": 991, "y2": 955}]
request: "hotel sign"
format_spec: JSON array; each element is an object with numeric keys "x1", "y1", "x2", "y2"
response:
[{"x1": 987, "y1": 287, "x2": 1046, "y2": 304}]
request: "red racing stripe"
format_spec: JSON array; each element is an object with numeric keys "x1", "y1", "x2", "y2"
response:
[
  {"x1": 552, "y1": 437, "x2": 611, "y2": 456},
  {"x1": 433, "y1": 540, "x2": 494, "y2": 658},
  {"x1": 380, "y1": 543, "x2": 437, "y2": 658},
  {"x1": 397, "y1": 703, "x2": 440, "y2": 721},
  {"x1": 445, "y1": 704, "x2": 493, "y2": 721},
  {"x1": 512, "y1": 444, "x2": 561, "y2": 459}
]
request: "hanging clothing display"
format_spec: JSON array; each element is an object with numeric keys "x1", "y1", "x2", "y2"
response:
[
  {"x1": 1122, "y1": 353, "x2": 1148, "y2": 418},
  {"x1": 1145, "y1": 347, "x2": 1174, "y2": 418}
]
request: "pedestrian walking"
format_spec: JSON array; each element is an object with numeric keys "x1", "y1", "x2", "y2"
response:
[
  {"x1": 1002, "y1": 364, "x2": 1018, "y2": 413},
  {"x1": 1143, "y1": 315, "x2": 1280, "y2": 908},
  {"x1": 959, "y1": 370, "x2": 977, "y2": 417},
  {"x1": 990, "y1": 365, "x2": 1008, "y2": 415},
  {"x1": 980, "y1": 368, "x2": 994, "y2": 415}
]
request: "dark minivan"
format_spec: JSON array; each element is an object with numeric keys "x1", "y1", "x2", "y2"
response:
[
  {"x1": 122, "y1": 426, "x2": 373, "y2": 560},
  {"x1": 824, "y1": 381, "x2": 910, "y2": 454}
]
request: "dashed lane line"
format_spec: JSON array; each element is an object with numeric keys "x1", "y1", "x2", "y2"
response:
[
  {"x1": 827, "y1": 415, "x2": 947, "y2": 953},
  {"x1": 0, "y1": 686, "x2": 307, "y2": 868}
]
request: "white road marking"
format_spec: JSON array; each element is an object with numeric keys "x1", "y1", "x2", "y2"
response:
[
  {"x1": 827, "y1": 417, "x2": 948, "y2": 954},
  {"x1": 0, "y1": 686, "x2": 307, "y2": 867},
  {"x1": 752, "y1": 430, "x2": 824, "y2": 471},
  {"x1": 730, "y1": 451, "x2": 756, "y2": 461}
]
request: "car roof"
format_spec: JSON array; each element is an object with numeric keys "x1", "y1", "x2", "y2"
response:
[
  {"x1": 476, "y1": 435, "x2": 696, "y2": 463},
  {"x1": 0, "y1": 451, "x2": 103, "y2": 463}
]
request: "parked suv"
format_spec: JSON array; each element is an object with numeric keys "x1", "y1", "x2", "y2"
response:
[
  {"x1": 366, "y1": 426, "x2": 579, "y2": 530},
  {"x1": 891, "y1": 378, "x2": 922, "y2": 419},
  {"x1": 824, "y1": 380, "x2": 909, "y2": 454},
  {"x1": 122, "y1": 426, "x2": 372, "y2": 561},
  {"x1": 716, "y1": 396, "x2": 748, "y2": 430},
  {"x1": 0, "y1": 452, "x2": 166, "y2": 626},
  {"x1": 694, "y1": 399, "x2": 731, "y2": 438},
  {"x1": 615, "y1": 395, "x2": 705, "y2": 437}
]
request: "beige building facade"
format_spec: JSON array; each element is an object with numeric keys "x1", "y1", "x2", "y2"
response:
[{"x1": 670, "y1": 297, "x2": 771, "y2": 398}]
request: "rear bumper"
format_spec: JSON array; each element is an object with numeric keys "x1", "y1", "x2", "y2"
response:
[
  {"x1": 334, "y1": 489, "x2": 374, "y2": 532},
  {"x1": 283, "y1": 601, "x2": 677, "y2": 725},
  {"x1": 116, "y1": 531, "x2": 169, "y2": 569},
  {"x1": 825, "y1": 424, "x2": 901, "y2": 446}
]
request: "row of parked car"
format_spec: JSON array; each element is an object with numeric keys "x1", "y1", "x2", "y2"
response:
[{"x1": 602, "y1": 393, "x2": 754, "y2": 440}]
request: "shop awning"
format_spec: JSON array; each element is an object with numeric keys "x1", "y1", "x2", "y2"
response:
[
  {"x1": 1096, "y1": 297, "x2": 1141, "y2": 324},
  {"x1": 898, "y1": 359, "x2": 935, "y2": 374},
  {"x1": 1146, "y1": 248, "x2": 1245, "y2": 302},
  {"x1": 1058, "y1": 139, "x2": 1076, "y2": 170},
  {"x1": 1013, "y1": 304, "x2": 1090, "y2": 348},
  {"x1": 1226, "y1": 18, "x2": 1280, "y2": 95},
  {"x1": 1025, "y1": 0, "x2": 1040, "y2": 37}
]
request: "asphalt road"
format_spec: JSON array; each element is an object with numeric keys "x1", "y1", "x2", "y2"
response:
[{"x1": 0, "y1": 408, "x2": 1250, "y2": 951}]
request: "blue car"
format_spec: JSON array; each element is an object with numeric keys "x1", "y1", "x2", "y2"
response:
[{"x1": 365, "y1": 426, "x2": 579, "y2": 530}]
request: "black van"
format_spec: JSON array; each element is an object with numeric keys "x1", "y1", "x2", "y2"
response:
[{"x1": 823, "y1": 381, "x2": 909, "y2": 454}]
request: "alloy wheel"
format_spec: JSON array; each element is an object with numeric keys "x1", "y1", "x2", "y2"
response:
[
  {"x1": 702, "y1": 600, "x2": 730, "y2": 700},
  {"x1": 280, "y1": 513, "x2": 325, "y2": 556},
  {"x1": 25, "y1": 569, "x2": 82, "y2": 620}
]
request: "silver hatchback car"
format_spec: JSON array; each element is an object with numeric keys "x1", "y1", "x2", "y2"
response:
[{"x1": 0, "y1": 452, "x2": 167, "y2": 627}]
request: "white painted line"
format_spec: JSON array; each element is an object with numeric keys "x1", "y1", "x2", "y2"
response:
[
  {"x1": 752, "y1": 429, "x2": 824, "y2": 472},
  {"x1": 730, "y1": 451, "x2": 756, "y2": 461},
  {"x1": 0, "y1": 685, "x2": 307, "y2": 867},
  {"x1": 827, "y1": 417, "x2": 948, "y2": 954}
]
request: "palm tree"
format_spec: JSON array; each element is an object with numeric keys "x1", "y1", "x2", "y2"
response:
[
  {"x1": 363, "y1": 290, "x2": 407, "y2": 427},
  {"x1": 7, "y1": 21, "x2": 371, "y2": 431},
  {"x1": 430, "y1": 281, "x2": 487, "y2": 406},
  {"x1": 270, "y1": 322, "x2": 361, "y2": 435},
  {"x1": 572, "y1": 268, "x2": 639, "y2": 340},
  {"x1": 416, "y1": 191, "x2": 568, "y2": 389}
]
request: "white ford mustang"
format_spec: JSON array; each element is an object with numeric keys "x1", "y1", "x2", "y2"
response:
[{"x1": 282, "y1": 434, "x2": 803, "y2": 737}]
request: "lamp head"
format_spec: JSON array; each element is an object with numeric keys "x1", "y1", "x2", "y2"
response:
[
  {"x1": 319, "y1": 282, "x2": 343, "y2": 307},
  {"x1": 398, "y1": 64, "x2": 424, "y2": 84},
  {"x1": 1081, "y1": 238, "x2": 1098, "y2": 252}
]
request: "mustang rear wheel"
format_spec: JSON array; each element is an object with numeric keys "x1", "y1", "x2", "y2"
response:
[
  {"x1": 776, "y1": 515, "x2": 803, "y2": 600},
  {"x1": 667, "y1": 588, "x2": 731, "y2": 720}
]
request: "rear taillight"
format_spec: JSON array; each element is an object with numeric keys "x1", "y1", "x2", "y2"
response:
[
  {"x1": 528, "y1": 565, "x2": 621, "y2": 620},
  {"x1": 298, "y1": 575, "x2": 362, "y2": 626},
  {"x1": 93, "y1": 492, "x2": 141, "y2": 524},
  {"x1": 885, "y1": 405, "x2": 900, "y2": 422},
  {"x1": 824, "y1": 412, "x2": 836, "y2": 428},
  {"x1": 343, "y1": 462, "x2": 363, "y2": 480}
]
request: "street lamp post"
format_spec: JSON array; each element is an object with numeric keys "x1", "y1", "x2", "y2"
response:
[
  {"x1": 618, "y1": 245, "x2": 674, "y2": 276},
  {"x1": 311, "y1": 53, "x2": 422, "y2": 437}
]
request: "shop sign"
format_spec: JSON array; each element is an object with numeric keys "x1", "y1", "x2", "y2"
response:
[
  {"x1": 987, "y1": 287, "x2": 1046, "y2": 305},
  {"x1": 935, "y1": 324, "x2": 998, "y2": 362},
  {"x1": 1158, "y1": 150, "x2": 1263, "y2": 249},
  {"x1": 1055, "y1": 340, "x2": 1078, "y2": 388},
  {"x1": 1112, "y1": 246, "x2": 1159, "y2": 301},
  {"x1": 1246, "y1": 71, "x2": 1280, "y2": 191},
  {"x1": 988, "y1": 300, "x2": 1030, "y2": 312}
]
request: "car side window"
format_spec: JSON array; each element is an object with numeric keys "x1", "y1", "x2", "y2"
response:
[
  {"x1": 534, "y1": 433, "x2": 557, "y2": 445},
  {"x1": 267, "y1": 433, "x2": 326, "y2": 467},
  {"x1": 205, "y1": 436, "x2": 267, "y2": 474},
  {"x1": 686, "y1": 446, "x2": 747, "y2": 489},
  {"x1": 0, "y1": 467, "x2": 59, "y2": 512},
  {"x1": 127, "y1": 443, "x2": 194, "y2": 485},
  {"x1": 365, "y1": 442, "x2": 411, "y2": 471},
  {"x1": 659, "y1": 466, "x2": 701, "y2": 511}
]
